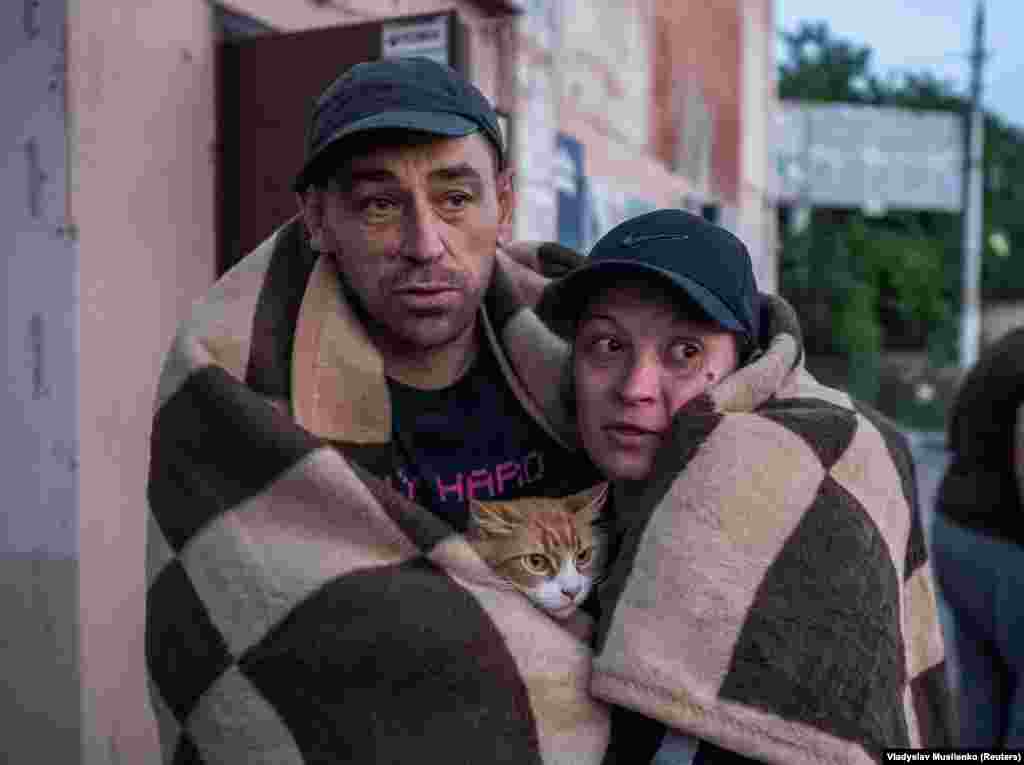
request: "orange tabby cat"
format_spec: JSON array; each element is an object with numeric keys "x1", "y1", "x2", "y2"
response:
[{"x1": 467, "y1": 484, "x2": 610, "y2": 619}]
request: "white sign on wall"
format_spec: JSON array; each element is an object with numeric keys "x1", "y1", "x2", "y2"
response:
[
  {"x1": 381, "y1": 15, "x2": 449, "y2": 66},
  {"x1": 775, "y1": 101, "x2": 964, "y2": 213}
]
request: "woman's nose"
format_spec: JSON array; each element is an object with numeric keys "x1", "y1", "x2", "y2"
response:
[{"x1": 616, "y1": 354, "x2": 660, "y2": 403}]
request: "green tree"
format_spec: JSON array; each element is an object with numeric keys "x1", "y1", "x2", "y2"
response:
[
  {"x1": 778, "y1": 20, "x2": 1024, "y2": 409},
  {"x1": 778, "y1": 22, "x2": 880, "y2": 103},
  {"x1": 983, "y1": 117, "x2": 1024, "y2": 300}
]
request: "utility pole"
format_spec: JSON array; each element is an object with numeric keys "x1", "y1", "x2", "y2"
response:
[{"x1": 960, "y1": 0, "x2": 986, "y2": 368}]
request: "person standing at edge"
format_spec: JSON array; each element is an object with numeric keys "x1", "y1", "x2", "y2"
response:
[{"x1": 932, "y1": 326, "x2": 1024, "y2": 748}]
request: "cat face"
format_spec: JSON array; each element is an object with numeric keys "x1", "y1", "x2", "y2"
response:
[{"x1": 467, "y1": 484, "x2": 609, "y2": 619}]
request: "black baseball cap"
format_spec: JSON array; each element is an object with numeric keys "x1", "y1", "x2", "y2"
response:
[
  {"x1": 544, "y1": 208, "x2": 760, "y2": 348},
  {"x1": 293, "y1": 56, "x2": 506, "y2": 191}
]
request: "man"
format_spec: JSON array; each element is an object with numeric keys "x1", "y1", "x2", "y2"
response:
[
  {"x1": 145, "y1": 57, "x2": 608, "y2": 764},
  {"x1": 290, "y1": 56, "x2": 600, "y2": 529}
]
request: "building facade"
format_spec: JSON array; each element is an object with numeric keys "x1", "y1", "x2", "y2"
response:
[{"x1": 1, "y1": 1, "x2": 776, "y2": 761}]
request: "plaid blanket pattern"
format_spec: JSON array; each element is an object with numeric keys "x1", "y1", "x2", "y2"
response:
[
  {"x1": 145, "y1": 221, "x2": 608, "y2": 764},
  {"x1": 146, "y1": 220, "x2": 953, "y2": 763},
  {"x1": 591, "y1": 296, "x2": 954, "y2": 764}
]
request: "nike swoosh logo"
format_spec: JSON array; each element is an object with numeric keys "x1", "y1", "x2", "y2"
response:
[{"x1": 620, "y1": 233, "x2": 690, "y2": 247}]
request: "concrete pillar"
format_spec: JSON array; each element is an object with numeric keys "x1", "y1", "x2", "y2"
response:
[{"x1": 1, "y1": 0, "x2": 81, "y2": 761}]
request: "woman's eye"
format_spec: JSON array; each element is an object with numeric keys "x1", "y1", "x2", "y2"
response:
[
  {"x1": 667, "y1": 340, "x2": 703, "y2": 370},
  {"x1": 590, "y1": 336, "x2": 623, "y2": 357},
  {"x1": 577, "y1": 548, "x2": 593, "y2": 566}
]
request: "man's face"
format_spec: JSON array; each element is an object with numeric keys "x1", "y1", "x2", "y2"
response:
[
  {"x1": 573, "y1": 281, "x2": 740, "y2": 481},
  {"x1": 301, "y1": 132, "x2": 514, "y2": 354}
]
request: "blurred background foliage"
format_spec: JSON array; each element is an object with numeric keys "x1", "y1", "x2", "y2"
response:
[{"x1": 777, "y1": 21, "x2": 1024, "y2": 427}]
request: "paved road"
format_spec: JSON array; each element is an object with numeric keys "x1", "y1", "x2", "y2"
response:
[{"x1": 906, "y1": 430, "x2": 951, "y2": 549}]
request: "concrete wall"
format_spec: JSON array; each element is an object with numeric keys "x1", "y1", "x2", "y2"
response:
[
  {"x1": 650, "y1": 0, "x2": 776, "y2": 289},
  {"x1": 739, "y1": 0, "x2": 778, "y2": 292},
  {"x1": 544, "y1": 0, "x2": 709, "y2": 247},
  {"x1": 2, "y1": 0, "x2": 80, "y2": 761},
  {"x1": 651, "y1": 0, "x2": 742, "y2": 205},
  {"x1": 70, "y1": 0, "x2": 219, "y2": 760},
  {"x1": 560, "y1": 0, "x2": 651, "y2": 150},
  {"x1": 560, "y1": 0, "x2": 700, "y2": 219},
  {"x1": 512, "y1": 1, "x2": 562, "y2": 240}
]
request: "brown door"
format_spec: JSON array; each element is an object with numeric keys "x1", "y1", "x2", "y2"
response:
[{"x1": 216, "y1": 11, "x2": 466, "y2": 274}]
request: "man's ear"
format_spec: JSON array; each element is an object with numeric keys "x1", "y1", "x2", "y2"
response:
[
  {"x1": 297, "y1": 188, "x2": 327, "y2": 252},
  {"x1": 496, "y1": 169, "x2": 517, "y2": 241}
]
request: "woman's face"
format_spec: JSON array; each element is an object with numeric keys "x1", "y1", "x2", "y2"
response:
[{"x1": 574, "y1": 281, "x2": 740, "y2": 481}]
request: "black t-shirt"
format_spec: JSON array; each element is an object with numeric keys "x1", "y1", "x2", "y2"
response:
[{"x1": 385, "y1": 339, "x2": 602, "y2": 531}]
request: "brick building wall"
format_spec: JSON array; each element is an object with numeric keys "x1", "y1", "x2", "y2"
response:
[
  {"x1": 651, "y1": 0, "x2": 743, "y2": 206},
  {"x1": 531, "y1": 0, "x2": 775, "y2": 286},
  {"x1": 739, "y1": 0, "x2": 777, "y2": 292}
]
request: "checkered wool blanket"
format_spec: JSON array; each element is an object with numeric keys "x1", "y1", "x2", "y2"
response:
[
  {"x1": 145, "y1": 220, "x2": 606, "y2": 764},
  {"x1": 145, "y1": 221, "x2": 953, "y2": 763},
  {"x1": 588, "y1": 295, "x2": 955, "y2": 764}
]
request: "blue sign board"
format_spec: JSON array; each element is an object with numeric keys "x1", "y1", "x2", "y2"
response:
[{"x1": 555, "y1": 133, "x2": 585, "y2": 251}]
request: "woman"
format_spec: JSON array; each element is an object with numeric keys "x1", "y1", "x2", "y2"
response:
[
  {"x1": 547, "y1": 210, "x2": 757, "y2": 485},
  {"x1": 538, "y1": 209, "x2": 954, "y2": 764}
]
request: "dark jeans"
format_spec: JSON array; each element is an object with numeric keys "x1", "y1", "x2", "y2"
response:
[{"x1": 932, "y1": 513, "x2": 1024, "y2": 747}]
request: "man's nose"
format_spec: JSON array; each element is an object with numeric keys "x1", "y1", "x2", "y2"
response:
[
  {"x1": 400, "y1": 199, "x2": 446, "y2": 262},
  {"x1": 617, "y1": 353, "x2": 660, "y2": 403}
]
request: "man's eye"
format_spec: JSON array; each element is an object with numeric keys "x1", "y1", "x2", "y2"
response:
[
  {"x1": 361, "y1": 197, "x2": 399, "y2": 219},
  {"x1": 440, "y1": 192, "x2": 473, "y2": 212}
]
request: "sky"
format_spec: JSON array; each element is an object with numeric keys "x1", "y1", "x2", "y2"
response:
[{"x1": 776, "y1": 0, "x2": 1024, "y2": 128}]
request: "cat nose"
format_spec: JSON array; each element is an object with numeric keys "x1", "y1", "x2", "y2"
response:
[{"x1": 561, "y1": 584, "x2": 582, "y2": 598}]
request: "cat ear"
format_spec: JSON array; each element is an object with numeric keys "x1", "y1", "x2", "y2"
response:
[
  {"x1": 566, "y1": 482, "x2": 610, "y2": 516},
  {"x1": 468, "y1": 500, "x2": 522, "y2": 538}
]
